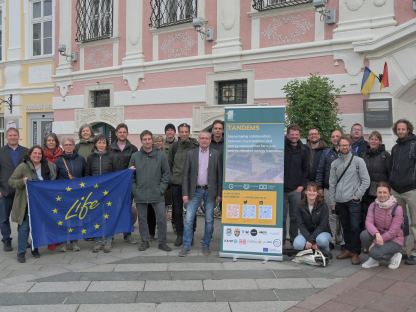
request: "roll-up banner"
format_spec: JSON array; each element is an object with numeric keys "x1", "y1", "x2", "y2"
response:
[{"x1": 220, "y1": 106, "x2": 285, "y2": 261}]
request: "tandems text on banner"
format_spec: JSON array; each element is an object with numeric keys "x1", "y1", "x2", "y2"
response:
[{"x1": 27, "y1": 169, "x2": 133, "y2": 248}]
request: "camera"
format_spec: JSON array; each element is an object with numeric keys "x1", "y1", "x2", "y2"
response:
[
  {"x1": 58, "y1": 44, "x2": 67, "y2": 54},
  {"x1": 192, "y1": 16, "x2": 204, "y2": 29},
  {"x1": 313, "y1": 0, "x2": 327, "y2": 9}
]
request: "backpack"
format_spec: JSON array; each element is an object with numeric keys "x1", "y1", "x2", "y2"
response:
[
  {"x1": 373, "y1": 203, "x2": 410, "y2": 237},
  {"x1": 292, "y1": 249, "x2": 329, "y2": 267}
]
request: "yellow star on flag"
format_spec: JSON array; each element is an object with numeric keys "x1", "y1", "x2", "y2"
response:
[
  {"x1": 56, "y1": 195, "x2": 62, "y2": 202},
  {"x1": 68, "y1": 228, "x2": 74, "y2": 233},
  {"x1": 104, "y1": 213, "x2": 110, "y2": 219},
  {"x1": 57, "y1": 220, "x2": 63, "y2": 226},
  {"x1": 65, "y1": 186, "x2": 72, "y2": 192},
  {"x1": 94, "y1": 223, "x2": 101, "y2": 230},
  {"x1": 106, "y1": 201, "x2": 112, "y2": 207},
  {"x1": 79, "y1": 182, "x2": 86, "y2": 188},
  {"x1": 81, "y1": 229, "x2": 87, "y2": 235},
  {"x1": 94, "y1": 184, "x2": 99, "y2": 189},
  {"x1": 52, "y1": 208, "x2": 58, "y2": 214},
  {"x1": 103, "y1": 190, "x2": 109, "y2": 196}
]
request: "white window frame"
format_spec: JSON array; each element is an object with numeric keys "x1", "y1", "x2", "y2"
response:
[{"x1": 30, "y1": 0, "x2": 54, "y2": 57}]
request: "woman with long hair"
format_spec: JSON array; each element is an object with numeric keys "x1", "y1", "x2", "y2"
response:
[
  {"x1": 293, "y1": 182, "x2": 332, "y2": 254},
  {"x1": 8, "y1": 146, "x2": 56, "y2": 263},
  {"x1": 361, "y1": 181, "x2": 404, "y2": 269}
]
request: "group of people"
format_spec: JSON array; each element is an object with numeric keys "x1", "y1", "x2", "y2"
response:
[
  {"x1": 0, "y1": 120, "x2": 225, "y2": 263},
  {"x1": 1, "y1": 117, "x2": 414, "y2": 269},
  {"x1": 285, "y1": 120, "x2": 416, "y2": 269}
]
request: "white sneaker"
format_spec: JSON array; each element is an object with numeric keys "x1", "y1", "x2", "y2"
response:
[
  {"x1": 362, "y1": 257, "x2": 379, "y2": 269},
  {"x1": 388, "y1": 252, "x2": 402, "y2": 270}
]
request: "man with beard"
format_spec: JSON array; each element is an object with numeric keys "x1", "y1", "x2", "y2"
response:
[
  {"x1": 389, "y1": 119, "x2": 416, "y2": 265},
  {"x1": 284, "y1": 124, "x2": 309, "y2": 246},
  {"x1": 329, "y1": 136, "x2": 370, "y2": 265},
  {"x1": 110, "y1": 123, "x2": 138, "y2": 244},
  {"x1": 306, "y1": 128, "x2": 326, "y2": 182}
]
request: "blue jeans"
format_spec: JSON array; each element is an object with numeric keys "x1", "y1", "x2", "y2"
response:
[
  {"x1": 183, "y1": 188, "x2": 215, "y2": 250},
  {"x1": 17, "y1": 213, "x2": 30, "y2": 254},
  {"x1": 293, "y1": 232, "x2": 332, "y2": 253},
  {"x1": 0, "y1": 196, "x2": 13, "y2": 243},
  {"x1": 336, "y1": 200, "x2": 362, "y2": 254}
]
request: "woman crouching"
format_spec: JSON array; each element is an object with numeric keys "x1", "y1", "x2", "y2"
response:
[{"x1": 360, "y1": 181, "x2": 404, "y2": 269}]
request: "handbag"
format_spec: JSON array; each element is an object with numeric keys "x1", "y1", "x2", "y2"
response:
[{"x1": 292, "y1": 249, "x2": 329, "y2": 267}]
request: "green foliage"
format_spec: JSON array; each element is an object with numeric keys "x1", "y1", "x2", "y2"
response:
[{"x1": 283, "y1": 74, "x2": 343, "y2": 144}]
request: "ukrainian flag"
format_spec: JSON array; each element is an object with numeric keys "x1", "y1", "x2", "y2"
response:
[{"x1": 361, "y1": 67, "x2": 377, "y2": 96}]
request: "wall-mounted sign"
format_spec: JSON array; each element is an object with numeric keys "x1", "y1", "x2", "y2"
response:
[{"x1": 363, "y1": 98, "x2": 392, "y2": 128}]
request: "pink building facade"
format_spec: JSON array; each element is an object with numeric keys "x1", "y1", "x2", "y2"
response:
[{"x1": 52, "y1": 0, "x2": 416, "y2": 148}]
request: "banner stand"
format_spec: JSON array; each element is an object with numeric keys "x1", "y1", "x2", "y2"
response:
[{"x1": 219, "y1": 106, "x2": 285, "y2": 262}]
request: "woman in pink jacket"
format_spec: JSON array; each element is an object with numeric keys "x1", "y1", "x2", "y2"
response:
[{"x1": 360, "y1": 181, "x2": 404, "y2": 269}]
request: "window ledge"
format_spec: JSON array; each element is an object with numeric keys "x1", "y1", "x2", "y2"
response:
[{"x1": 77, "y1": 36, "x2": 120, "y2": 48}]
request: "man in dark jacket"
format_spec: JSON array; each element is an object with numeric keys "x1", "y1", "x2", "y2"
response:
[
  {"x1": 350, "y1": 123, "x2": 368, "y2": 157},
  {"x1": 210, "y1": 120, "x2": 224, "y2": 218},
  {"x1": 109, "y1": 123, "x2": 139, "y2": 243},
  {"x1": 168, "y1": 123, "x2": 199, "y2": 246},
  {"x1": 178, "y1": 131, "x2": 222, "y2": 257},
  {"x1": 0, "y1": 128, "x2": 28, "y2": 252},
  {"x1": 389, "y1": 119, "x2": 416, "y2": 265},
  {"x1": 306, "y1": 128, "x2": 326, "y2": 182},
  {"x1": 284, "y1": 124, "x2": 309, "y2": 245},
  {"x1": 130, "y1": 130, "x2": 171, "y2": 252}
]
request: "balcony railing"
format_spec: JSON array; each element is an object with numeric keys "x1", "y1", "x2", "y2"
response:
[
  {"x1": 253, "y1": 0, "x2": 313, "y2": 11},
  {"x1": 149, "y1": 0, "x2": 197, "y2": 28}
]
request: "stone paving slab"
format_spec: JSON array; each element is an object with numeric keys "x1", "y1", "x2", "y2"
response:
[
  {"x1": 257, "y1": 278, "x2": 313, "y2": 289},
  {"x1": 77, "y1": 303, "x2": 156, "y2": 312},
  {"x1": 115, "y1": 263, "x2": 168, "y2": 272},
  {"x1": 0, "y1": 305, "x2": 79, "y2": 312},
  {"x1": 64, "y1": 291, "x2": 137, "y2": 304},
  {"x1": 144, "y1": 280, "x2": 203, "y2": 291},
  {"x1": 0, "y1": 282, "x2": 34, "y2": 293},
  {"x1": 275, "y1": 288, "x2": 321, "y2": 301},
  {"x1": 87, "y1": 281, "x2": 145, "y2": 291},
  {"x1": 213, "y1": 289, "x2": 278, "y2": 302},
  {"x1": 0, "y1": 292, "x2": 69, "y2": 306},
  {"x1": 229, "y1": 300, "x2": 298, "y2": 312},
  {"x1": 155, "y1": 302, "x2": 231, "y2": 312},
  {"x1": 29, "y1": 281, "x2": 91, "y2": 292},
  {"x1": 136, "y1": 290, "x2": 215, "y2": 303},
  {"x1": 203, "y1": 278, "x2": 259, "y2": 290}
]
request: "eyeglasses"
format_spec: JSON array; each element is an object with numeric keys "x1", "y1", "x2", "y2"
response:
[{"x1": 63, "y1": 144, "x2": 74, "y2": 146}]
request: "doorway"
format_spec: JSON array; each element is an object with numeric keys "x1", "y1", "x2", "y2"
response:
[{"x1": 92, "y1": 122, "x2": 116, "y2": 144}]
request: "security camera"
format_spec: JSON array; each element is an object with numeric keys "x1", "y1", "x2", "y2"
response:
[
  {"x1": 313, "y1": 0, "x2": 327, "y2": 8},
  {"x1": 192, "y1": 16, "x2": 204, "y2": 29},
  {"x1": 58, "y1": 44, "x2": 67, "y2": 54}
]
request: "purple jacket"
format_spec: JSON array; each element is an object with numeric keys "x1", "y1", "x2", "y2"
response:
[{"x1": 366, "y1": 202, "x2": 404, "y2": 247}]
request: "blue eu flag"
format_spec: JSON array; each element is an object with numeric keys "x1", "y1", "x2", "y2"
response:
[{"x1": 27, "y1": 169, "x2": 134, "y2": 248}]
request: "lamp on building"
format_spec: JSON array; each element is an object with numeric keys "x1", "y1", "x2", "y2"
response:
[
  {"x1": 192, "y1": 16, "x2": 214, "y2": 41},
  {"x1": 58, "y1": 44, "x2": 78, "y2": 62},
  {"x1": 0, "y1": 94, "x2": 13, "y2": 114},
  {"x1": 313, "y1": 0, "x2": 336, "y2": 24}
]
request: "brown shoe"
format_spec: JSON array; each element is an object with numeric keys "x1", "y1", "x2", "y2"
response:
[
  {"x1": 336, "y1": 249, "x2": 353, "y2": 259},
  {"x1": 351, "y1": 254, "x2": 361, "y2": 265}
]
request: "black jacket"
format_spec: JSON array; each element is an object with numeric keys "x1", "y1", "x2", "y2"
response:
[
  {"x1": 0, "y1": 145, "x2": 28, "y2": 197},
  {"x1": 109, "y1": 140, "x2": 138, "y2": 171},
  {"x1": 306, "y1": 141, "x2": 326, "y2": 182},
  {"x1": 362, "y1": 145, "x2": 391, "y2": 197},
  {"x1": 55, "y1": 152, "x2": 86, "y2": 179},
  {"x1": 315, "y1": 147, "x2": 338, "y2": 189},
  {"x1": 284, "y1": 138, "x2": 309, "y2": 192},
  {"x1": 351, "y1": 137, "x2": 369, "y2": 157},
  {"x1": 296, "y1": 201, "x2": 331, "y2": 243},
  {"x1": 86, "y1": 150, "x2": 117, "y2": 176},
  {"x1": 390, "y1": 134, "x2": 416, "y2": 194}
]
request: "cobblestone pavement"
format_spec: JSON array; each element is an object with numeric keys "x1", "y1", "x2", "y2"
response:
[{"x1": 0, "y1": 218, "x2": 414, "y2": 312}]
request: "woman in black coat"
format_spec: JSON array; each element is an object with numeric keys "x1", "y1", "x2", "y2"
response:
[
  {"x1": 362, "y1": 131, "x2": 391, "y2": 219},
  {"x1": 293, "y1": 182, "x2": 332, "y2": 253}
]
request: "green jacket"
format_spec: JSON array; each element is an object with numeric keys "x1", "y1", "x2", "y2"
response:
[
  {"x1": 9, "y1": 160, "x2": 56, "y2": 225},
  {"x1": 129, "y1": 147, "x2": 170, "y2": 203},
  {"x1": 168, "y1": 138, "x2": 198, "y2": 185},
  {"x1": 75, "y1": 139, "x2": 95, "y2": 161}
]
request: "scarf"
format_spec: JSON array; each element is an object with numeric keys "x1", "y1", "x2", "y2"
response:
[
  {"x1": 375, "y1": 195, "x2": 397, "y2": 209},
  {"x1": 43, "y1": 147, "x2": 63, "y2": 163}
]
